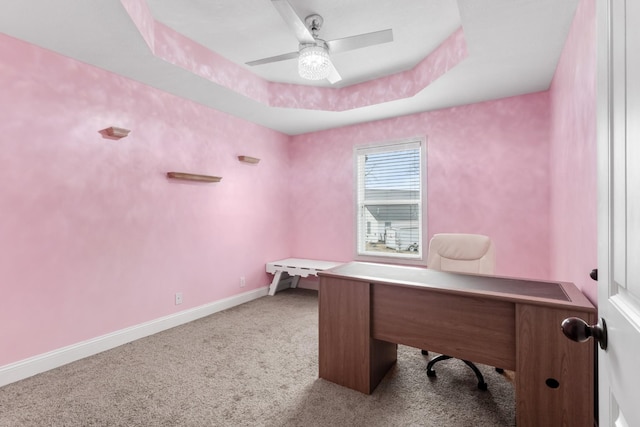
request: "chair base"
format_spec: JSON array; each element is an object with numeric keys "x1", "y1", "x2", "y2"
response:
[{"x1": 426, "y1": 355, "x2": 488, "y2": 390}]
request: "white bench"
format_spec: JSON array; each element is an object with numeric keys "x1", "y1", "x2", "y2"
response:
[{"x1": 266, "y1": 258, "x2": 343, "y2": 296}]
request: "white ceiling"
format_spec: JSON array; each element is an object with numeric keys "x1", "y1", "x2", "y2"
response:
[{"x1": 0, "y1": 0, "x2": 579, "y2": 135}]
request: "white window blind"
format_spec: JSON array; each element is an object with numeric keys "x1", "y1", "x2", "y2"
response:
[{"x1": 355, "y1": 139, "x2": 424, "y2": 259}]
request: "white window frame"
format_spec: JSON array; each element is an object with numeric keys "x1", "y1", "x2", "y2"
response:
[{"x1": 354, "y1": 137, "x2": 426, "y2": 262}]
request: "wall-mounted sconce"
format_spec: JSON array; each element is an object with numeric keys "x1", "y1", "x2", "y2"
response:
[
  {"x1": 167, "y1": 172, "x2": 222, "y2": 183},
  {"x1": 100, "y1": 127, "x2": 131, "y2": 139},
  {"x1": 238, "y1": 156, "x2": 260, "y2": 164}
]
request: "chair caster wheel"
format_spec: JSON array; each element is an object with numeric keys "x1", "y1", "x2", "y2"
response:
[
  {"x1": 478, "y1": 382, "x2": 488, "y2": 391},
  {"x1": 427, "y1": 370, "x2": 437, "y2": 378},
  {"x1": 421, "y1": 350, "x2": 428, "y2": 355}
]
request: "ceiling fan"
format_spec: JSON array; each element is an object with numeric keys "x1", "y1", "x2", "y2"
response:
[{"x1": 246, "y1": 0, "x2": 393, "y2": 84}]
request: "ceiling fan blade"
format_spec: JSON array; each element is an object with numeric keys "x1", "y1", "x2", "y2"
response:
[
  {"x1": 326, "y1": 29, "x2": 393, "y2": 54},
  {"x1": 245, "y1": 51, "x2": 299, "y2": 67},
  {"x1": 271, "y1": 0, "x2": 315, "y2": 44},
  {"x1": 327, "y1": 61, "x2": 342, "y2": 84}
]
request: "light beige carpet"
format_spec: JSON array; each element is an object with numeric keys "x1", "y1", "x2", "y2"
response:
[{"x1": 0, "y1": 289, "x2": 515, "y2": 426}]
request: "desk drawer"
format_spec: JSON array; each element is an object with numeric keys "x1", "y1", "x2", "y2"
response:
[{"x1": 371, "y1": 283, "x2": 516, "y2": 370}]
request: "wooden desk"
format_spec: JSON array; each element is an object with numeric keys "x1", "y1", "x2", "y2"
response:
[{"x1": 318, "y1": 262, "x2": 596, "y2": 427}]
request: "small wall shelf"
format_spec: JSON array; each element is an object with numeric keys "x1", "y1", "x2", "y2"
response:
[
  {"x1": 101, "y1": 127, "x2": 131, "y2": 139},
  {"x1": 238, "y1": 156, "x2": 260, "y2": 164},
  {"x1": 166, "y1": 172, "x2": 222, "y2": 183}
]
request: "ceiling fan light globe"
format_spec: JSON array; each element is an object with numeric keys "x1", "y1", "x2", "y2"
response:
[{"x1": 298, "y1": 45, "x2": 330, "y2": 80}]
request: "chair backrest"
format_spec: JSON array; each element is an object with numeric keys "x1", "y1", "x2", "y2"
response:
[{"x1": 426, "y1": 233, "x2": 495, "y2": 275}]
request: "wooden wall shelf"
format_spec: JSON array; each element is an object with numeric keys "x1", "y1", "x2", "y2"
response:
[
  {"x1": 99, "y1": 126, "x2": 131, "y2": 139},
  {"x1": 238, "y1": 156, "x2": 260, "y2": 164},
  {"x1": 166, "y1": 172, "x2": 222, "y2": 182}
]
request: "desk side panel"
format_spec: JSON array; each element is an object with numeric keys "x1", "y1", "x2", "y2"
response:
[
  {"x1": 319, "y1": 277, "x2": 396, "y2": 394},
  {"x1": 371, "y1": 283, "x2": 516, "y2": 370},
  {"x1": 516, "y1": 304, "x2": 595, "y2": 427}
]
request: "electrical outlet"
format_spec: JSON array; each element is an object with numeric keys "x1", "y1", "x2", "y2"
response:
[
  {"x1": 175, "y1": 292, "x2": 183, "y2": 305},
  {"x1": 239, "y1": 276, "x2": 246, "y2": 287}
]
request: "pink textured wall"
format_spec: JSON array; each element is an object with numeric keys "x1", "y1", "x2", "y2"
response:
[
  {"x1": 289, "y1": 93, "x2": 552, "y2": 280},
  {"x1": 549, "y1": 0, "x2": 597, "y2": 304},
  {"x1": 0, "y1": 35, "x2": 291, "y2": 366}
]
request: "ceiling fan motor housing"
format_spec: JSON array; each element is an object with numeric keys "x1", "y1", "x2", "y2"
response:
[{"x1": 299, "y1": 39, "x2": 328, "y2": 51}]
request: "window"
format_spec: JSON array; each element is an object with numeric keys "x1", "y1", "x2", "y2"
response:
[{"x1": 355, "y1": 138, "x2": 425, "y2": 260}]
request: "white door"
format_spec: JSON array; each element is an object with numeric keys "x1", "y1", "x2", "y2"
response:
[{"x1": 597, "y1": 0, "x2": 640, "y2": 425}]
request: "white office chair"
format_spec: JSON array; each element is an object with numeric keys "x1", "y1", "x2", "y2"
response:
[{"x1": 423, "y1": 233, "x2": 498, "y2": 390}]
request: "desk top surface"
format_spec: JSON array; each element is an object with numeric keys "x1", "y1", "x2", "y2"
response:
[{"x1": 319, "y1": 262, "x2": 595, "y2": 311}]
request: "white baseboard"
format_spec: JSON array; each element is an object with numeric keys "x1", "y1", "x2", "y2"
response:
[{"x1": 0, "y1": 286, "x2": 269, "y2": 388}]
